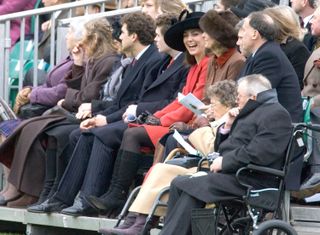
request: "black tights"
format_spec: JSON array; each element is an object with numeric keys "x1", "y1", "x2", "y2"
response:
[{"x1": 120, "y1": 127, "x2": 153, "y2": 153}]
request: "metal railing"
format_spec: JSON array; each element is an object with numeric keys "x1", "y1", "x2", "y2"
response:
[
  {"x1": 0, "y1": 0, "x2": 140, "y2": 105},
  {"x1": 0, "y1": 0, "x2": 212, "y2": 105}
]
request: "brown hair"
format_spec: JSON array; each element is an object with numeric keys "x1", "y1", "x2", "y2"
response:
[
  {"x1": 121, "y1": 12, "x2": 156, "y2": 46},
  {"x1": 155, "y1": 13, "x2": 178, "y2": 36},
  {"x1": 80, "y1": 18, "x2": 117, "y2": 59}
]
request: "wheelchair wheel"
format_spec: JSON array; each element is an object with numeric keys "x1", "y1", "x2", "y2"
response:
[{"x1": 253, "y1": 220, "x2": 297, "y2": 235}]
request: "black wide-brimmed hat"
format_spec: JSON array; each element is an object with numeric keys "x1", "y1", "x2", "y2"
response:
[
  {"x1": 164, "y1": 10, "x2": 205, "y2": 52},
  {"x1": 230, "y1": 0, "x2": 275, "y2": 18}
]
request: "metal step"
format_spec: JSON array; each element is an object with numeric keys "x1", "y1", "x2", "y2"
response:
[{"x1": 291, "y1": 204, "x2": 320, "y2": 235}]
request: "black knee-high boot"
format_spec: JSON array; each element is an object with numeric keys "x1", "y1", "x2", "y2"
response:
[
  {"x1": 86, "y1": 150, "x2": 142, "y2": 216},
  {"x1": 37, "y1": 148, "x2": 57, "y2": 204}
]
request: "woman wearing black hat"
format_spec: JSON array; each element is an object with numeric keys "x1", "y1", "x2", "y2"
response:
[{"x1": 87, "y1": 10, "x2": 209, "y2": 234}]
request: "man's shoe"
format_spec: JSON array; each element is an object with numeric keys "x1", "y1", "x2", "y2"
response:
[
  {"x1": 27, "y1": 198, "x2": 68, "y2": 213},
  {"x1": 292, "y1": 173, "x2": 320, "y2": 199},
  {"x1": 60, "y1": 196, "x2": 97, "y2": 217}
]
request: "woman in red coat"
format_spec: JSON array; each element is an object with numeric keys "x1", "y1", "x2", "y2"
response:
[{"x1": 87, "y1": 10, "x2": 209, "y2": 217}]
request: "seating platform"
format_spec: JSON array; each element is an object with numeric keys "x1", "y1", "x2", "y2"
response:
[
  {"x1": 291, "y1": 204, "x2": 320, "y2": 234},
  {"x1": 0, "y1": 206, "x2": 162, "y2": 234},
  {"x1": 0, "y1": 204, "x2": 317, "y2": 234}
]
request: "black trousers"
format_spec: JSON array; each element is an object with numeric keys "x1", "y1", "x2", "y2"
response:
[
  {"x1": 160, "y1": 177, "x2": 205, "y2": 235},
  {"x1": 52, "y1": 121, "x2": 130, "y2": 205}
]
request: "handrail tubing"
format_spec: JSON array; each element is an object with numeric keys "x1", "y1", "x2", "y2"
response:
[
  {"x1": 58, "y1": 0, "x2": 206, "y2": 25},
  {"x1": 0, "y1": 0, "x2": 112, "y2": 21}
]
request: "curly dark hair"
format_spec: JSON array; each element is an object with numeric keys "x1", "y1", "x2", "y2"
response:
[
  {"x1": 121, "y1": 12, "x2": 156, "y2": 46},
  {"x1": 206, "y1": 80, "x2": 237, "y2": 108}
]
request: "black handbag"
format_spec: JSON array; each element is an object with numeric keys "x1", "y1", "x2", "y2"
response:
[
  {"x1": 165, "y1": 152, "x2": 202, "y2": 168},
  {"x1": 18, "y1": 103, "x2": 51, "y2": 119}
]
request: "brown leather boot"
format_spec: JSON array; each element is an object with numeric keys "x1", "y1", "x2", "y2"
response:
[{"x1": 7, "y1": 194, "x2": 38, "y2": 208}]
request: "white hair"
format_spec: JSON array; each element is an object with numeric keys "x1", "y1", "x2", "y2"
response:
[{"x1": 238, "y1": 74, "x2": 272, "y2": 96}]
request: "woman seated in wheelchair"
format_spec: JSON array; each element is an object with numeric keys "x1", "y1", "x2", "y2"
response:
[
  {"x1": 158, "y1": 74, "x2": 293, "y2": 235},
  {"x1": 99, "y1": 80, "x2": 237, "y2": 235}
]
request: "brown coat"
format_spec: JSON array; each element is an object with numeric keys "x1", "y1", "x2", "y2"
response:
[
  {"x1": 205, "y1": 48, "x2": 245, "y2": 89},
  {"x1": 62, "y1": 53, "x2": 120, "y2": 112},
  {"x1": 302, "y1": 47, "x2": 320, "y2": 106},
  {"x1": 0, "y1": 115, "x2": 65, "y2": 196},
  {"x1": 0, "y1": 52, "x2": 120, "y2": 196}
]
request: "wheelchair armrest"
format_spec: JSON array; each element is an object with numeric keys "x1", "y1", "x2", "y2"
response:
[
  {"x1": 245, "y1": 164, "x2": 285, "y2": 178},
  {"x1": 236, "y1": 164, "x2": 284, "y2": 189},
  {"x1": 293, "y1": 122, "x2": 320, "y2": 132}
]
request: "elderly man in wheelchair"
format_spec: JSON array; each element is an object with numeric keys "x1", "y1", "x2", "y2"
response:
[{"x1": 159, "y1": 74, "x2": 301, "y2": 235}]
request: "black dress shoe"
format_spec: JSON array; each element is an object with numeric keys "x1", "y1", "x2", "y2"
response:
[
  {"x1": 60, "y1": 196, "x2": 97, "y2": 217},
  {"x1": 27, "y1": 198, "x2": 68, "y2": 213}
]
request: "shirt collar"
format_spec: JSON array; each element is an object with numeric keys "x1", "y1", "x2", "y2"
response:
[
  {"x1": 135, "y1": 45, "x2": 150, "y2": 61},
  {"x1": 303, "y1": 14, "x2": 313, "y2": 27},
  {"x1": 216, "y1": 48, "x2": 236, "y2": 66}
]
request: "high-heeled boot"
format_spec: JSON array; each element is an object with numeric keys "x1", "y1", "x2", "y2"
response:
[
  {"x1": 99, "y1": 214, "x2": 148, "y2": 235},
  {"x1": 86, "y1": 150, "x2": 142, "y2": 216}
]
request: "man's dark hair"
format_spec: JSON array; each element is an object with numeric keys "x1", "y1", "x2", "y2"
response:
[
  {"x1": 308, "y1": 0, "x2": 317, "y2": 8},
  {"x1": 121, "y1": 12, "x2": 156, "y2": 46},
  {"x1": 248, "y1": 12, "x2": 278, "y2": 41},
  {"x1": 156, "y1": 13, "x2": 178, "y2": 36}
]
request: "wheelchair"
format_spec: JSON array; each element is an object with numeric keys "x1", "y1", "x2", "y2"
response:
[{"x1": 114, "y1": 123, "x2": 317, "y2": 235}]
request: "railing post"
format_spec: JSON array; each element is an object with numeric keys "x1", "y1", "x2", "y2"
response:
[
  {"x1": 4, "y1": 20, "x2": 11, "y2": 103},
  {"x1": 0, "y1": 23, "x2": 6, "y2": 100}
]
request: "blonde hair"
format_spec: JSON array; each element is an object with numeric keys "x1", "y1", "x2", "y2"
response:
[
  {"x1": 141, "y1": 0, "x2": 189, "y2": 15},
  {"x1": 81, "y1": 18, "x2": 117, "y2": 59},
  {"x1": 263, "y1": 6, "x2": 306, "y2": 42},
  {"x1": 158, "y1": 0, "x2": 189, "y2": 15}
]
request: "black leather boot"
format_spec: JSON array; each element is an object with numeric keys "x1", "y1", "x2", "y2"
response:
[
  {"x1": 34, "y1": 147, "x2": 57, "y2": 205},
  {"x1": 86, "y1": 150, "x2": 141, "y2": 216}
]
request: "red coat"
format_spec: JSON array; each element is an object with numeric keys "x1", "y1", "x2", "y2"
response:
[{"x1": 144, "y1": 56, "x2": 209, "y2": 145}]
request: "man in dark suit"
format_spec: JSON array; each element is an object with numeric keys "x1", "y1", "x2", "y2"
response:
[
  {"x1": 27, "y1": 13, "x2": 188, "y2": 215},
  {"x1": 291, "y1": 0, "x2": 317, "y2": 51},
  {"x1": 160, "y1": 74, "x2": 293, "y2": 235},
  {"x1": 237, "y1": 12, "x2": 303, "y2": 123}
]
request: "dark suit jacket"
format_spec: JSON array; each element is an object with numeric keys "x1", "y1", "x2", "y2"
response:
[
  {"x1": 136, "y1": 53, "x2": 189, "y2": 115},
  {"x1": 172, "y1": 89, "x2": 293, "y2": 203},
  {"x1": 90, "y1": 53, "x2": 189, "y2": 147},
  {"x1": 96, "y1": 44, "x2": 162, "y2": 123},
  {"x1": 281, "y1": 37, "x2": 310, "y2": 90},
  {"x1": 238, "y1": 41, "x2": 303, "y2": 122}
]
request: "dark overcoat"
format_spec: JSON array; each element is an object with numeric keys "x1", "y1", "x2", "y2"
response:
[
  {"x1": 94, "y1": 44, "x2": 163, "y2": 123},
  {"x1": 89, "y1": 53, "x2": 189, "y2": 147},
  {"x1": 238, "y1": 41, "x2": 303, "y2": 123},
  {"x1": 173, "y1": 89, "x2": 293, "y2": 203}
]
